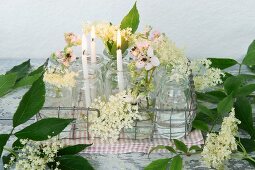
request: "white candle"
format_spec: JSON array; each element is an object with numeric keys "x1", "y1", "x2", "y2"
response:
[
  {"x1": 117, "y1": 71, "x2": 125, "y2": 92},
  {"x1": 91, "y1": 26, "x2": 97, "y2": 64},
  {"x1": 82, "y1": 34, "x2": 89, "y2": 79},
  {"x1": 83, "y1": 79, "x2": 91, "y2": 107},
  {"x1": 116, "y1": 29, "x2": 123, "y2": 71}
]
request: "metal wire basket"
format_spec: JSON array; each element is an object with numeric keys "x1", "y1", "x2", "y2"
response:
[{"x1": 37, "y1": 74, "x2": 197, "y2": 141}]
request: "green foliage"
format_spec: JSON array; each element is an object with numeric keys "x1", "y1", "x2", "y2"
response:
[
  {"x1": 15, "y1": 118, "x2": 74, "y2": 141},
  {"x1": 234, "y1": 97, "x2": 255, "y2": 139},
  {"x1": 13, "y1": 76, "x2": 45, "y2": 127},
  {"x1": 196, "y1": 91, "x2": 226, "y2": 103},
  {"x1": 55, "y1": 155, "x2": 94, "y2": 170},
  {"x1": 224, "y1": 76, "x2": 242, "y2": 95},
  {"x1": 170, "y1": 155, "x2": 182, "y2": 170},
  {"x1": 6, "y1": 59, "x2": 31, "y2": 80},
  {"x1": 0, "y1": 134, "x2": 10, "y2": 157},
  {"x1": 173, "y1": 139, "x2": 188, "y2": 154},
  {"x1": 2, "y1": 153, "x2": 15, "y2": 170},
  {"x1": 238, "y1": 138, "x2": 255, "y2": 153},
  {"x1": 236, "y1": 84, "x2": 255, "y2": 97},
  {"x1": 144, "y1": 158, "x2": 171, "y2": 170},
  {"x1": 217, "y1": 95, "x2": 233, "y2": 114},
  {"x1": 192, "y1": 120, "x2": 209, "y2": 132},
  {"x1": 0, "y1": 73, "x2": 17, "y2": 97},
  {"x1": 242, "y1": 40, "x2": 255, "y2": 66},
  {"x1": 148, "y1": 145, "x2": 176, "y2": 156},
  {"x1": 58, "y1": 144, "x2": 92, "y2": 156},
  {"x1": 208, "y1": 58, "x2": 238, "y2": 69},
  {"x1": 120, "y1": 2, "x2": 139, "y2": 33}
]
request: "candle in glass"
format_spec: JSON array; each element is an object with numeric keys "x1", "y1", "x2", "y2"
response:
[
  {"x1": 116, "y1": 29, "x2": 123, "y2": 71},
  {"x1": 82, "y1": 34, "x2": 89, "y2": 79},
  {"x1": 91, "y1": 26, "x2": 97, "y2": 64}
]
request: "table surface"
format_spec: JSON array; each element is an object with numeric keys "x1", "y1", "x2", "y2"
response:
[{"x1": 0, "y1": 58, "x2": 254, "y2": 170}]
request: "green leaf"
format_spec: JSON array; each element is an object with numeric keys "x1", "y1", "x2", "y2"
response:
[
  {"x1": 12, "y1": 139, "x2": 24, "y2": 150},
  {"x1": 196, "y1": 91, "x2": 226, "y2": 103},
  {"x1": 120, "y1": 2, "x2": 139, "y2": 33},
  {"x1": 173, "y1": 139, "x2": 188, "y2": 153},
  {"x1": 13, "y1": 76, "x2": 45, "y2": 127},
  {"x1": 242, "y1": 40, "x2": 255, "y2": 66},
  {"x1": 197, "y1": 104, "x2": 215, "y2": 120},
  {"x1": 192, "y1": 120, "x2": 209, "y2": 132},
  {"x1": 234, "y1": 97, "x2": 255, "y2": 139},
  {"x1": 165, "y1": 146, "x2": 177, "y2": 154},
  {"x1": 208, "y1": 58, "x2": 238, "y2": 69},
  {"x1": 245, "y1": 157, "x2": 255, "y2": 167},
  {"x1": 237, "y1": 74, "x2": 255, "y2": 82},
  {"x1": 217, "y1": 95, "x2": 233, "y2": 114},
  {"x1": 144, "y1": 158, "x2": 171, "y2": 170},
  {"x1": 222, "y1": 72, "x2": 233, "y2": 82},
  {"x1": 148, "y1": 145, "x2": 176, "y2": 156},
  {"x1": 14, "y1": 73, "x2": 42, "y2": 89},
  {"x1": 236, "y1": 84, "x2": 255, "y2": 97},
  {"x1": 2, "y1": 153, "x2": 15, "y2": 170},
  {"x1": 0, "y1": 134, "x2": 10, "y2": 157},
  {"x1": 15, "y1": 118, "x2": 73, "y2": 141},
  {"x1": 170, "y1": 155, "x2": 182, "y2": 170},
  {"x1": 189, "y1": 145, "x2": 202, "y2": 152},
  {"x1": 29, "y1": 64, "x2": 45, "y2": 76},
  {"x1": 6, "y1": 59, "x2": 31, "y2": 80},
  {"x1": 224, "y1": 76, "x2": 242, "y2": 95},
  {"x1": 0, "y1": 73, "x2": 17, "y2": 97},
  {"x1": 56, "y1": 155, "x2": 94, "y2": 170},
  {"x1": 238, "y1": 138, "x2": 255, "y2": 153},
  {"x1": 58, "y1": 144, "x2": 92, "y2": 156}
]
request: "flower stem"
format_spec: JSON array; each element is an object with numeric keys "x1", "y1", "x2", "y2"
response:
[
  {"x1": 3, "y1": 147, "x2": 18, "y2": 158},
  {"x1": 238, "y1": 64, "x2": 242, "y2": 75}
]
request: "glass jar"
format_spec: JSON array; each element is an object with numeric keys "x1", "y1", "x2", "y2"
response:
[
  {"x1": 104, "y1": 63, "x2": 130, "y2": 98},
  {"x1": 156, "y1": 77, "x2": 191, "y2": 139},
  {"x1": 123, "y1": 95, "x2": 155, "y2": 140}
]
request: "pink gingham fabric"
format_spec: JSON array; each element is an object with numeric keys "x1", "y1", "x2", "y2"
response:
[{"x1": 62, "y1": 130, "x2": 203, "y2": 154}]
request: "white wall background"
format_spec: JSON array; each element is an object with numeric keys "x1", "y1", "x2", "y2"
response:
[{"x1": 0, "y1": 0, "x2": 255, "y2": 61}]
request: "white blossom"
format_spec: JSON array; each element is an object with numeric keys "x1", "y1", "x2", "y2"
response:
[
  {"x1": 88, "y1": 90, "x2": 142, "y2": 141},
  {"x1": 7, "y1": 138, "x2": 64, "y2": 170},
  {"x1": 43, "y1": 68, "x2": 78, "y2": 88},
  {"x1": 201, "y1": 108, "x2": 241, "y2": 169}
]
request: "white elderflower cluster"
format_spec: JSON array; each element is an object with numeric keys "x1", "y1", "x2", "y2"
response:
[
  {"x1": 201, "y1": 108, "x2": 241, "y2": 170},
  {"x1": 43, "y1": 68, "x2": 78, "y2": 88},
  {"x1": 191, "y1": 59, "x2": 225, "y2": 91},
  {"x1": 5, "y1": 137, "x2": 64, "y2": 170},
  {"x1": 89, "y1": 91, "x2": 142, "y2": 141},
  {"x1": 83, "y1": 21, "x2": 134, "y2": 44},
  {"x1": 152, "y1": 33, "x2": 186, "y2": 65}
]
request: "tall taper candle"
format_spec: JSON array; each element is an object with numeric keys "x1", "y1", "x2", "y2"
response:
[
  {"x1": 116, "y1": 29, "x2": 123, "y2": 71},
  {"x1": 82, "y1": 34, "x2": 89, "y2": 79},
  {"x1": 91, "y1": 26, "x2": 97, "y2": 64}
]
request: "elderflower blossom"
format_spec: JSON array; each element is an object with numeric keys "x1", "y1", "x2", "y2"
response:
[
  {"x1": 191, "y1": 59, "x2": 225, "y2": 91},
  {"x1": 5, "y1": 138, "x2": 64, "y2": 170},
  {"x1": 89, "y1": 91, "x2": 142, "y2": 141},
  {"x1": 43, "y1": 68, "x2": 78, "y2": 88},
  {"x1": 83, "y1": 21, "x2": 134, "y2": 44},
  {"x1": 201, "y1": 108, "x2": 241, "y2": 169}
]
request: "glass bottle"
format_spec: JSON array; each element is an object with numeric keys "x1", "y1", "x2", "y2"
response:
[{"x1": 156, "y1": 77, "x2": 190, "y2": 139}]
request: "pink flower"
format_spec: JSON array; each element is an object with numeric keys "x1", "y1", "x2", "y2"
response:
[
  {"x1": 133, "y1": 47, "x2": 160, "y2": 70},
  {"x1": 64, "y1": 32, "x2": 81, "y2": 46},
  {"x1": 136, "y1": 41, "x2": 149, "y2": 51},
  {"x1": 151, "y1": 31, "x2": 161, "y2": 41}
]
